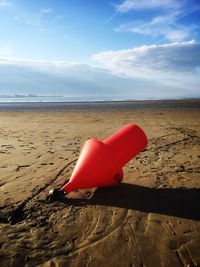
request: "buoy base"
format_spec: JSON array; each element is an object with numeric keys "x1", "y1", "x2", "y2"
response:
[{"x1": 48, "y1": 188, "x2": 66, "y2": 201}]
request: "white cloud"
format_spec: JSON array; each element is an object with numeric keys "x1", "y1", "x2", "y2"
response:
[
  {"x1": 12, "y1": 7, "x2": 59, "y2": 32},
  {"x1": 40, "y1": 8, "x2": 53, "y2": 15},
  {"x1": 0, "y1": 1, "x2": 12, "y2": 7},
  {"x1": 0, "y1": 43, "x2": 15, "y2": 57},
  {"x1": 107, "y1": 0, "x2": 179, "y2": 22},
  {"x1": 93, "y1": 40, "x2": 200, "y2": 72},
  {"x1": 63, "y1": 34, "x2": 73, "y2": 40},
  {"x1": 116, "y1": 0, "x2": 179, "y2": 12},
  {"x1": 115, "y1": 15, "x2": 196, "y2": 41},
  {"x1": 92, "y1": 41, "x2": 200, "y2": 90},
  {"x1": 109, "y1": 0, "x2": 199, "y2": 42},
  {"x1": 164, "y1": 28, "x2": 190, "y2": 42}
]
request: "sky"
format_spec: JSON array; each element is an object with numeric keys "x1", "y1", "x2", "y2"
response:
[{"x1": 0, "y1": 0, "x2": 200, "y2": 100}]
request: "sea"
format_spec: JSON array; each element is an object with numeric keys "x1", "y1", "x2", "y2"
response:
[{"x1": 0, "y1": 96, "x2": 199, "y2": 111}]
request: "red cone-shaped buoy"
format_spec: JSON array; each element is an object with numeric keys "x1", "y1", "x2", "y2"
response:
[{"x1": 62, "y1": 124, "x2": 147, "y2": 193}]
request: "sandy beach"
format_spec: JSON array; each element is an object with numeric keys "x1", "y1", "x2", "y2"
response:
[{"x1": 0, "y1": 103, "x2": 200, "y2": 266}]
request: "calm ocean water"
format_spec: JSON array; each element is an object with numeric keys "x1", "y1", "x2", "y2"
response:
[{"x1": 0, "y1": 98, "x2": 199, "y2": 111}]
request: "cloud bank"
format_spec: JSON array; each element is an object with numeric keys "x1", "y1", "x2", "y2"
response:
[
  {"x1": 0, "y1": 40, "x2": 199, "y2": 100},
  {"x1": 93, "y1": 40, "x2": 200, "y2": 73},
  {"x1": 93, "y1": 40, "x2": 200, "y2": 95},
  {"x1": 0, "y1": 58, "x2": 153, "y2": 100}
]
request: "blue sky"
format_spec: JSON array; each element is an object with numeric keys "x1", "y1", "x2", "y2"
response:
[{"x1": 0, "y1": 0, "x2": 200, "y2": 99}]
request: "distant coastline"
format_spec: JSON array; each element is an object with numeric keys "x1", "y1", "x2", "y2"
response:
[
  {"x1": 0, "y1": 94, "x2": 200, "y2": 103},
  {"x1": 0, "y1": 99, "x2": 199, "y2": 112}
]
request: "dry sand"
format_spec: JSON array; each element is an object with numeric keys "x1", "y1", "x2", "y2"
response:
[{"x1": 0, "y1": 108, "x2": 200, "y2": 267}]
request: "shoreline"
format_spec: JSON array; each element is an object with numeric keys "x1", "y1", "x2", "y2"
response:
[{"x1": 0, "y1": 99, "x2": 200, "y2": 112}]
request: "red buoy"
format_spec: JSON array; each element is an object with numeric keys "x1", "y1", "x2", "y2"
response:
[{"x1": 62, "y1": 124, "x2": 147, "y2": 193}]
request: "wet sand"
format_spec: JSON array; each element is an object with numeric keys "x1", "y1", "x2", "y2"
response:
[{"x1": 0, "y1": 107, "x2": 200, "y2": 266}]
